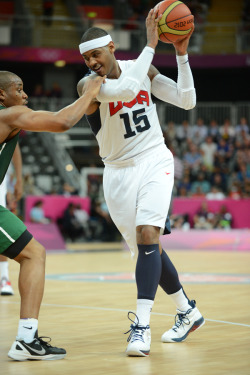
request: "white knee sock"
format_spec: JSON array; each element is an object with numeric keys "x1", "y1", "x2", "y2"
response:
[
  {"x1": 0, "y1": 261, "x2": 9, "y2": 280},
  {"x1": 17, "y1": 318, "x2": 38, "y2": 343},
  {"x1": 169, "y1": 288, "x2": 191, "y2": 312},
  {"x1": 136, "y1": 299, "x2": 154, "y2": 326}
]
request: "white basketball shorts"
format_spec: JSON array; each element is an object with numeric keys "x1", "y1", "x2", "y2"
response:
[{"x1": 103, "y1": 146, "x2": 174, "y2": 256}]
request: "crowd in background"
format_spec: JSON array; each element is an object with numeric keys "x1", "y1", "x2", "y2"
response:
[
  {"x1": 77, "y1": 115, "x2": 250, "y2": 201},
  {"x1": 32, "y1": 82, "x2": 63, "y2": 98},
  {"x1": 162, "y1": 116, "x2": 250, "y2": 200}
]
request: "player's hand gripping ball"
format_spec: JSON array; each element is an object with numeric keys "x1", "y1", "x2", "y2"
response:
[{"x1": 157, "y1": 0, "x2": 194, "y2": 43}]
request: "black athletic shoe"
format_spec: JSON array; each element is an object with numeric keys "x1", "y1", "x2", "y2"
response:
[{"x1": 8, "y1": 332, "x2": 66, "y2": 361}]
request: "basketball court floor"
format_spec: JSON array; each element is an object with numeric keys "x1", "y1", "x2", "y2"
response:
[{"x1": 1, "y1": 242, "x2": 250, "y2": 375}]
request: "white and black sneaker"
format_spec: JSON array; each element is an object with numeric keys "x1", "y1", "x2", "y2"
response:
[
  {"x1": 161, "y1": 300, "x2": 205, "y2": 343},
  {"x1": 125, "y1": 312, "x2": 151, "y2": 357},
  {"x1": 0, "y1": 277, "x2": 14, "y2": 295},
  {"x1": 8, "y1": 331, "x2": 66, "y2": 361}
]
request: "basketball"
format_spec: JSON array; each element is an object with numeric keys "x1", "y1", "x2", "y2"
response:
[{"x1": 157, "y1": 0, "x2": 194, "y2": 44}]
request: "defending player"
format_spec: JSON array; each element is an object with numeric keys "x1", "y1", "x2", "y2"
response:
[
  {"x1": 0, "y1": 70, "x2": 104, "y2": 361},
  {"x1": 77, "y1": 7, "x2": 204, "y2": 357},
  {"x1": 0, "y1": 144, "x2": 23, "y2": 295}
]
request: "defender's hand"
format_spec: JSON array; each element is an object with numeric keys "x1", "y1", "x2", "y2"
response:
[{"x1": 82, "y1": 75, "x2": 106, "y2": 98}]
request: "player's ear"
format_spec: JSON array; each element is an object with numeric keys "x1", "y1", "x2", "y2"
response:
[
  {"x1": 0, "y1": 88, "x2": 5, "y2": 101},
  {"x1": 108, "y1": 41, "x2": 115, "y2": 54}
]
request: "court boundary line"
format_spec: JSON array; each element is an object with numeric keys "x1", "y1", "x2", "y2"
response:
[{"x1": 1, "y1": 300, "x2": 250, "y2": 328}]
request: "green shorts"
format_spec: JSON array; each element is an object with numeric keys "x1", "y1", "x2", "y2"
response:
[{"x1": 0, "y1": 205, "x2": 33, "y2": 259}]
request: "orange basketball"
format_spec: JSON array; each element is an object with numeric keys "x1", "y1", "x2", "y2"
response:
[{"x1": 157, "y1": 0, "x2": 194, "y2": 44}]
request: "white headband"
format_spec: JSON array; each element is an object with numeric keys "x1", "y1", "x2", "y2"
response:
[{"x1": 79, "y1": 35, "x2": 112, "y2": 55}]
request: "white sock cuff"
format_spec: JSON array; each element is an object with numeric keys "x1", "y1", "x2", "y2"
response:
[
  {"x1": 0, "y1": 261, "x2": 9, "y2": 279},
  {"x1": 20, "y1": 318, "x2": 38, "y2": 324},
  {"x1": 137, "y1": 299, "x2": 154, "y2": 307},
  {"x1": 169, "y1": 288, "x2": 183, "y2": 297}
]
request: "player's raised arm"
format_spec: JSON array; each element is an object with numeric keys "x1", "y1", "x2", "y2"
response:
[
  {"x1": 92, "y1": 9, "x2": 162, "y2": 103},
  {"x1": 149, "y1": 8, "x2": 196, "y2": 111},
  {"x1": 1, "y1": 75, "x2": 105, "y2": 133}
]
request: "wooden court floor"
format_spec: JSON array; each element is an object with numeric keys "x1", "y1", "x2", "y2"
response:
[{"x1": 0, "y1": 245, "x2": 250, "y2": 375}]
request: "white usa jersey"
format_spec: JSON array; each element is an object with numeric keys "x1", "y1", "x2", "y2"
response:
[{"x1": 86, "y1": 59, "x2": 167, "y2": 167}]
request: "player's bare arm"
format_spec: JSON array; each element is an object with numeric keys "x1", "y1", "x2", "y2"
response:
[{"x1": 0, "y1": 75, "x2": 105, "y2": 134}]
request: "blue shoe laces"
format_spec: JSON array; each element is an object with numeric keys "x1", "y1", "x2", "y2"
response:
[{"x1": 124, "y1": 312, "x2": 149, "y2": 343}]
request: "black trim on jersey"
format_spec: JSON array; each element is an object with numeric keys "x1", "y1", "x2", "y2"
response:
[
  {"x1": 2, "y1": 230, "x2": 33, "y2": 259},
  {"x1": 85, "y1": 109, "x2": 101, "y2": 136}
]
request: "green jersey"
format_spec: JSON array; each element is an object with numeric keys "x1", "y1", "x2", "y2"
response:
[{"x1": 0, "y1": 105, "x2": 20, "y2": 184}]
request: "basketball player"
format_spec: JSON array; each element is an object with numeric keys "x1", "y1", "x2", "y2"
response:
[
  {"x1": 0, "y1": 70, "x2": 104, "y2": 361},
  {"x1": 0, "y1": 144, "x2": 22, "y2": 296},
  {"x1": 77, "y1": 7, "x2": 204, "y2": 357}
]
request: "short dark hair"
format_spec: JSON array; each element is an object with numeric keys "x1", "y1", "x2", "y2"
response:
[
  {"x1": 0, "y1": 71, "x2": 19, "y2": 91},
  {"x1": 80, "y1": 27, "x2": 108, "y2": 44}
]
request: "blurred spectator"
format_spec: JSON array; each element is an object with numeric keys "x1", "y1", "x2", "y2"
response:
[
  {"x1": 183, "y1": 142, "x2": 202, "y2": 173},
  {"x1": 235, "y1": 128, "x2": 250, "y2": 146},
  {"x1": 30, "y1": 200, "x2": 50, "y2": 224},
  {"x1": 219, "y1": 118, "x2": 235, "y2": 141},
  {"x1": 90, "y1": 198, "x2": 119, "y2": 242},
  {"x1": 195, "y1": 200, "x2": 210, "y2": 216},
  {"x1": 235, "y1": 117, "x2": 249, "y2": 134},
  {"x1": 58, "y1": 182, "x2": 78, "y2": 196},
  {"x1": 206, "y1": 186, "x2": 225, "y2": 200},
  {"x1": 48, "y1": 82, "x2": 63, "y2": 98},
  {"x1": 177, "y1": 175, "x2": 191, "y2": 195},
  {"x1": 164, "y1": 121, "x2": 177, "y2": 144},
  {"x1": 170, "y1": 213, "x2": 190, "y2": 230},
  {"x1": 200, "y1": 135, "x2": 217, "y2": 171},
  {"x1": 173, "y1": 153, "x2": 184, "y2": 181},
  {"x1": 191, "y1": 185, "x2": 206, "y2": 198},
  {"x1": 191, "y1": 172, "x2": 211, "y2": 195},
  {"x1": 178, "y1": 186, "x2": 189, "y2": 197},
  {"x1": 60, "y1": 203, "x2": 84, "y2": 242},
  {"x1": 87, "y1": 174, "x2": 103, "y2": 201},
  {"x1": 236, "y1": 162, "x2": 250, "y2": 183},
  {"x1": 74, "y1": 203, "x2": 91, "y2": 238},
  {"x1": 32, "y1": 84, "x2": 46, "y2": 98},
  {"x1": 215, "y1": 138, "x2": 233, "y2": 162},
  {"x1": 23, "y1": 173, "x2": 43, "y2": 196},
  {"x1": 210, "y1": 172, "x2": 227, "y2": 193},
  {"x1": 191, "y1": 117, "x2": 208, "y2": 145},
  {"x1": 207, "y1": 119, "x2": 220, "y2": 142},
  {"x1": 193, "y1": 201, "x2": 214, "y2": 229},
  {"x1": 214, "y1": 205, "x2": 232, "y2": 230},
  {"x1": 176, "y1": 120, "x2": 193, "y2": 146},
  {"x1": 228, "y1": 181, "x2": 242, "y2": 199}
]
